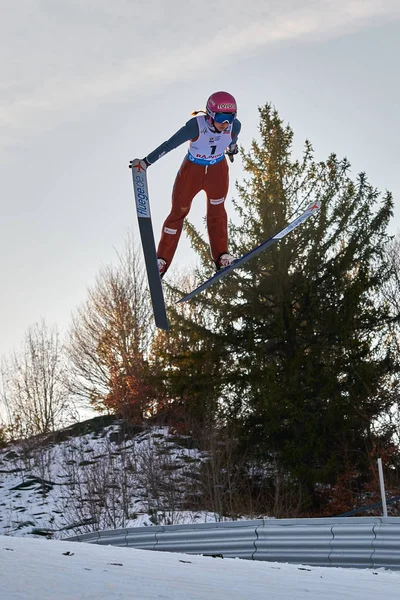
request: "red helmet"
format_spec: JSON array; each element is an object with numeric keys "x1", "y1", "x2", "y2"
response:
[{"x1": 206, "y1": 91, "x2": 237, "y2": 119}]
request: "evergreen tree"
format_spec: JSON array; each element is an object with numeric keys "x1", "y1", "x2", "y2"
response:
[
  {"x1": 150, "y1": 283, "x2": 229, "y2": 432},
  {"x1": 161, "y1": 104, "x2": 398, "y2": 510}
]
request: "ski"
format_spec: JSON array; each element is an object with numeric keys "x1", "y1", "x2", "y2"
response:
[
  {"x1": 131, "y1": 159, "x2": 169, "y2": 330},
  {"x1": 178, "y1": 201, "x2": 321, "y2": 304}
]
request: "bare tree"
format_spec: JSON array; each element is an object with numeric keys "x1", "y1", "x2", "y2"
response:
[
  {"x1": 0, "y1": 320, "x2": 74, "y2": 439},
  {"x1": 67, "y1": 234, "x2": 156, "y2": 419}
]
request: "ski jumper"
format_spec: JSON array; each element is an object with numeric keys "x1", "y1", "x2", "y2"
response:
[{"x1": 145, "y1": 115, "x2": 241, "y2": 269}]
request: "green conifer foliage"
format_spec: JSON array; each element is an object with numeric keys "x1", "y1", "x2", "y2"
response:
[{"x1": 162, "y1": 104, "x2": 398, "y2": 508}]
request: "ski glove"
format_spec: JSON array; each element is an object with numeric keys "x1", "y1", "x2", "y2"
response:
[
  {"x1": 129, "y1": 157, "x2": 150, "y2": 169},
  {"x1": 225, "y1": 144, "x2": 238, "y2": 163}
]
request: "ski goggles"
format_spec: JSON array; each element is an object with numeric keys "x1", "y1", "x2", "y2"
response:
[{"x1": 213, "y1": 112, "x2": 236, "y2": 124}]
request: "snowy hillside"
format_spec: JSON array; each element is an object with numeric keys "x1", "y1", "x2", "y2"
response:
[
  {"x1": 0, "y1": 417, "x2": 224, "y2": 538},
  {"x1": 1, "y1": 534, "x2": 399, "y2": 600}
]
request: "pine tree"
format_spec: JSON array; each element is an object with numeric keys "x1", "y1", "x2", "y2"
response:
[
  {"x1": 150, "y1": 283, "x2": 229, "y2": 432},
  {"x1": 162, "y1": 104, "x2": 398, "y2": 510}
]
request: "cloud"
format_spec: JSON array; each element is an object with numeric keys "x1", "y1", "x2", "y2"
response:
[{"x1": 0, "y1": 0, "x2": 399, "y2": 146}]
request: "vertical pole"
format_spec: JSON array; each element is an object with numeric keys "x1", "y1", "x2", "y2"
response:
[{"x1": 377, "y1": 458, "x2": 388, "y2": 517}]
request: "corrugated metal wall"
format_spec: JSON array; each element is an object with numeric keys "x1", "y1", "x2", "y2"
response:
[{"x1": 66, "y1": 517, "x2": 400, "y2": 570}]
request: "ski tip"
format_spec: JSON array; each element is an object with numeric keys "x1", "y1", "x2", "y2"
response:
[
  {"x1": 306, "y1": 201, "x2": 321, "y2": 211},
  {"x1": 156, "y1": 321, "x2": 170, "y2": 331}
]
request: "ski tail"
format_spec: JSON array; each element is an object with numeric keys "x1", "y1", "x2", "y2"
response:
[
  {"x1": 177, "y1": 201, "x2": 321, "y2": 304},
  {"x1": 131, "y1": 159, "x2": 169, "y2": 330}
]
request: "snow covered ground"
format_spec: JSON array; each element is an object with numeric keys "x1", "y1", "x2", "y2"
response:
[
  {"x1": 0, "y1": 422, "x2": 221, "y2": 538},
  {"x1": 2, "y1": 419, "x2": 399, "y2": 598},
  {"x1": 1, "y1": 534, "x2": 399, "y2": 600}
]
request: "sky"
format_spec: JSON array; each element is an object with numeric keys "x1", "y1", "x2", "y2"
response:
[
  {"x1": 1, "y1": 0, "x2": 400, "y2": 358},
  {"x1": 1, "y1": 535, "x2": 400, "y2": 600}
]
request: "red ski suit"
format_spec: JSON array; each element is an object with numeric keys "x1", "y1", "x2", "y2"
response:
[
  {"x1": 144, "y1": 114, "x2": 241, "y2": 270},
  {"x1": 157, "y1": 156, "x2": 229, "y2": 266}
]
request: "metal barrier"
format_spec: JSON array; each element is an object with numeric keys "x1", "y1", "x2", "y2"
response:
[{"x1": 66, "y1": 516, "x2": 400, "y2": 570}]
